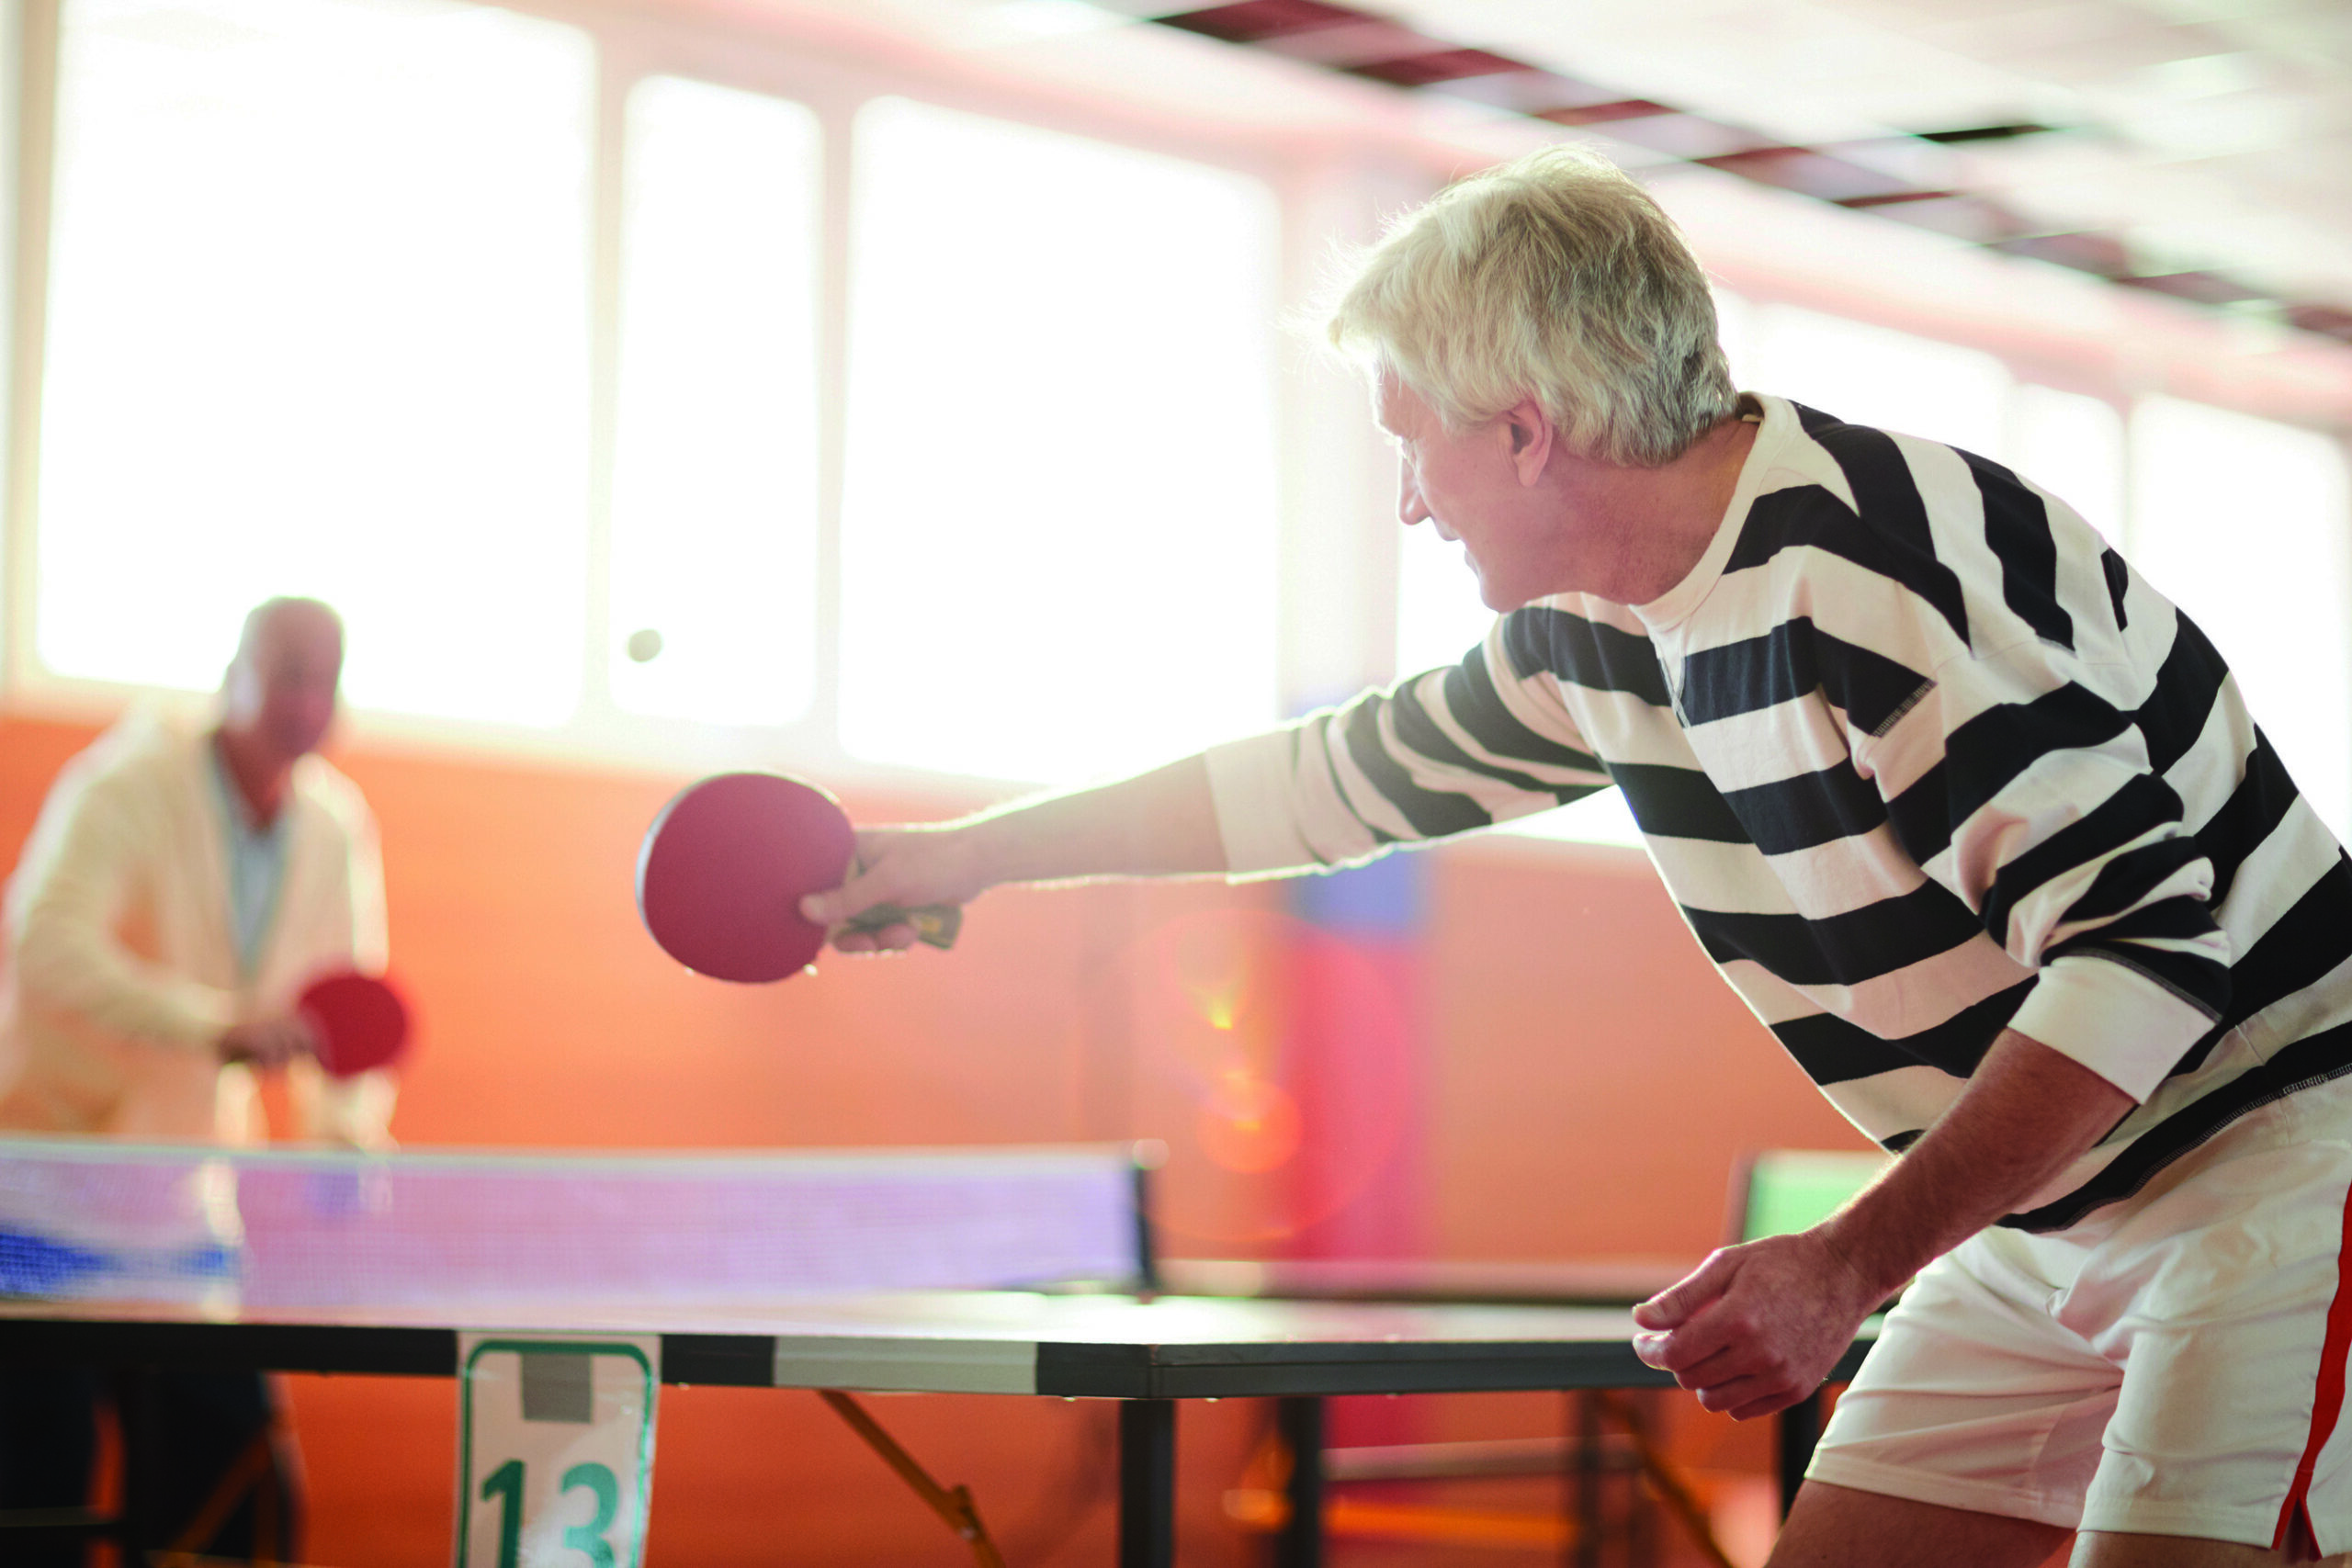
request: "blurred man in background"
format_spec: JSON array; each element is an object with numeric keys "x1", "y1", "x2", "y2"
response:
[{"x1": 0, "y1": 595, "x2": 393, "y2": 1562}]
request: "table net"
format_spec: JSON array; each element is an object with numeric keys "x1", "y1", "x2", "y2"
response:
[{"x1": 0, "y1": 1137, "x2": 1148, "y2": 1310}]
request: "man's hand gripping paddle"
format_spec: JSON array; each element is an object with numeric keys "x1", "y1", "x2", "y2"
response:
[{"x1": 635, "y1": 772, "x2": 958, "y2": 983}]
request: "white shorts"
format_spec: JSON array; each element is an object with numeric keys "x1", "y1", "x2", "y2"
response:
[{"x1": 1807, "y1": 1071, "x2": 2352, "y2": 1551}]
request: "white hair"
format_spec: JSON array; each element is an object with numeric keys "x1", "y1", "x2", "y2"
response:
[{"x1": 1328, "y1": 145, "x2": 1736, "y2": 468}]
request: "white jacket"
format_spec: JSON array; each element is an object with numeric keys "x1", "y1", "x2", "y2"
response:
[{"x1": 0, "y1": 709, "x2": 393, "y2": 1143}]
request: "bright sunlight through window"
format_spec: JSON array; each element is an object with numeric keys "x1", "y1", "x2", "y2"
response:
[
  {"x1": 2011, "y1": 385, "x2": 2126, "y2": 543},
  {"x1": 609, "y1": 77, "x2": 822, "y2": 728},
  {"x1": 837, "y1": 97, "x2": 1280, "y2": 784},
  {"x1": 2130, "y1": 397, "x2": 2352, "y2": 839},
  {"x1": 1744, "y1": 306, "x2": 2010, "y2": 458},
  {"x1": 38, "y1": 0, "x2": 593, "y2": 723}
]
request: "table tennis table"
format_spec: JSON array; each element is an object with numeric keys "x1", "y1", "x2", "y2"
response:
[
  {"x1": 0, "y1": 1289, "x2": 1874, "y2": 1567},
  {"x1": 0, "y1": 1135, "x2": 1870, "y2": 1566},
  {"x1": 1159, "y1": 1256, "x2": 1873, "y2": 1564}
]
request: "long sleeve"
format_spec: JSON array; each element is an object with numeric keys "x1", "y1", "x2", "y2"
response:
[
  {"x1": 10, "y1": 764, "x2": 233, "y2": 1052},
  {"x1": 1206, "y1": 613, "x2": 1616, "y2": 875}
]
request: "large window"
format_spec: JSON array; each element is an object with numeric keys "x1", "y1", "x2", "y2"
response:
[
  {"x1": 1737, "y1": 304, "x2": 2009, "y2": 457},
  {"x1": 2132, "y1": 397, "x2": 2352, "y2": 838},
  {"x1": 38, "y1": 0, "x2": 594, "y2": 724},
  {"x1": 608, "y1": 76, "x2": 822, "y2": 728},
  {"x1": 26, "y1": 6, "x2": 1290, "y2": 789},
  {"x1": 837, "y1": 97, "x2": 1282, "y2": 783},
  {"x1": 2011, "y1": 385, "x2": 2126, "y2": 543}
]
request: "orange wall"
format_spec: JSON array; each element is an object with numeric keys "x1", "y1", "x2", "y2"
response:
[
  {"x1": 1424, "y1": 841, "x2": 1864, "y2": 1259},
  {"x1": 0, "y1": 712, "x2": 1865, "y2": 1563}
]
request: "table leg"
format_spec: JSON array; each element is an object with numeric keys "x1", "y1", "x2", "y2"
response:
[
  {"x1": 1118, "y1": 1399, "x2": 1176, "y2": 1568},
  {"x1": 118, "y1": 1365, "x2": 160, "y2": 1555},
  {"x1": 1273, "y1": 1397, "x2": 1323, "y2": 1568},
  {"x1": 1571, "y1": 1391, "x2": 1602, "y2": 1568},
  {"x1": 1623, "y1": 1394, "x2": 1655, "y2": 1568},
  {"x1": 1777, "y1": 1389, "x2": 1822, "y2": 1519}
]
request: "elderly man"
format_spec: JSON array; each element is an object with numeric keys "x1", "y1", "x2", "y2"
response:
[
  {"x1": 805, "y1": 147, "x2": 2352, "y2": 1566},
  {"x1": 0, "y1": 595, "x2": 392, "y2": 1562}
]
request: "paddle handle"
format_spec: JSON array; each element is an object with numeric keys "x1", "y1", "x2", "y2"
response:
[{"x1": 838, "y1": 902, "x2": 961, "y2": 951}]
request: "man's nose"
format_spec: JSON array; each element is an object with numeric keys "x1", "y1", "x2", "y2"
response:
[{"x1": 1397, "y1": 468, "x2": 1430, "y2": 526}]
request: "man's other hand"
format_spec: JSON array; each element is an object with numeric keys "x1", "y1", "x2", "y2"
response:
[
  {"x1": 217, "y1": 1014, "x2": 319, "y2": 1070},
  {"x1": 1630, "y1": 1229, "x2": 1882, "y2": 1421}
]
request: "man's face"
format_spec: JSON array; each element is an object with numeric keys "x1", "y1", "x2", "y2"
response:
[
  {"x1": 1375, "y1": 371, "x2": 1549, "y2": 612},
  {"x1": 227, "y1": 608, "x2": 344, "y2": 762}
]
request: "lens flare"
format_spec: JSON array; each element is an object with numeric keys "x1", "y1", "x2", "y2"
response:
[
  {"x1": 1196, "y1": 1071, "x2": 1301, "y2": 1174},
  {"x1": 1159, "y1": 909, "x2": 1279, "y2": 1038},
  {"x1": 1083, "y1": 906, "x2": 1417, "y2": 1248}
]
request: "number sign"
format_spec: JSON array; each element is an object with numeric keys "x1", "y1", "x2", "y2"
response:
[{"x1": 456, "y1": 1335, "x2": 658, "y2": 1568}]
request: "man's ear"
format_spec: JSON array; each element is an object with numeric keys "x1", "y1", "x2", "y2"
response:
[{"x1": 1501, "y1": 398, "x2": 1554, "y2": 486}]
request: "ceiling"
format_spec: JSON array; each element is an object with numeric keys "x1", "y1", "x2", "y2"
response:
[
  {"x1": 741, "y1": 0, "x2": 2352, "y2": 355},
  {"x1": 1411, "y1": 0, "x2": 2352, "y2": 324},
  {"x1": 1080, "y1": 0, "x2": 2352, "y2": 348}
]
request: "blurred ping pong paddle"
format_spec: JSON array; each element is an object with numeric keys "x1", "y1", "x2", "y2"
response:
[
  {"x1": 636, "y1": 771, "x2": 958, "y2": 984},
  {"x1": 298, "y1": 971, "x2": 412, "y2": 1077}
]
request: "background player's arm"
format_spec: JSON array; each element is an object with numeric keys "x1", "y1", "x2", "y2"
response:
[
  {"x1": 218, "y1": 1015, "x2": 317, "y2": 1069},
  {"x1": 15, "y1": 763, "x2": 327, "y2": 1070},
  {"x1": 1632, "y1": 1026, "x2": 2132, "y2": 1420},
  {"x1": 802, "y1": 753, "x2": 1224, "y2": 952},
  {"x1": 13, "y1": 775, "x2": 242, "y2": 1054}
]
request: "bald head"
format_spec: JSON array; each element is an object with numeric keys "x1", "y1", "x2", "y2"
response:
[{"x1": 220, "y1": 597, "x2": 344, "y2": 765}]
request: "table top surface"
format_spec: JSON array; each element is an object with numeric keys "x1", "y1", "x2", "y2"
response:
[
  {"x1": 0, "y1": 1286, "x2": 1646, "y2": 1341},
  {"x1": 0, "y1": 1289, "x2": 1874, "y2": 1399},
  {"x1": 1156, "y1": 1257, "x2": 1700, "y2": 1306}
]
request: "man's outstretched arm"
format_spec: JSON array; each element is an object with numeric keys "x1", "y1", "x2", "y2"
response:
[
  {"x1": 799, "y1": 753, "x2": 1226, "y2": 953},
  {"x1": 801, "y1": 634, "x2": 1621, "y2": 956},
  {"x1": 1631, "y1": 1027, "x2": 2135, "y2": 1420}
]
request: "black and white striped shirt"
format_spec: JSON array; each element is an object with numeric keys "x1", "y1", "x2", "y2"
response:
[{"x1": 1207, "y1": 394, "x2": 2352, "y2": 1231}]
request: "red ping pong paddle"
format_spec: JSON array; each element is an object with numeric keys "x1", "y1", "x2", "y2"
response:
[
  {"x1": 636, "y1": 772, "x2": 959, "y2": 985},
  {"x1": 298, "y1": 971, "x2": 412, "y2": 1078}
]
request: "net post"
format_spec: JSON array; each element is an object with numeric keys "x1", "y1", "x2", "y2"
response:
[{"x1": 1128, "y1": 1142, "x2": 1163, "y2": 1295}]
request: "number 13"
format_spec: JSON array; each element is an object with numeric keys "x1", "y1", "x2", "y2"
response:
[{"x1": 479, "y1": 1458, "x2": 621, "y2": 1568}]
